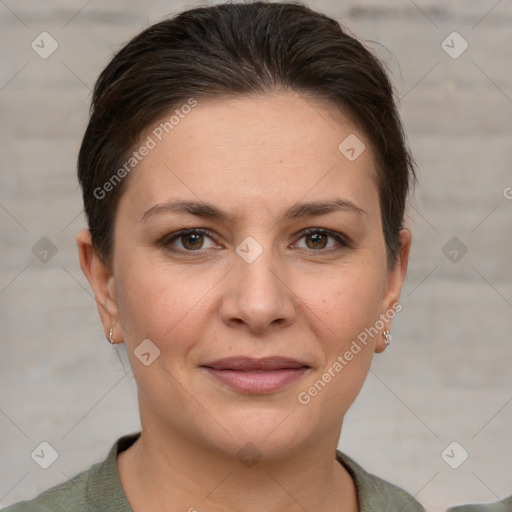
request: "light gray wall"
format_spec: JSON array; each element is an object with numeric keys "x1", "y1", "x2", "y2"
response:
[{"x1": 1, "y1": 1, "x2": 511, "y2": 510}]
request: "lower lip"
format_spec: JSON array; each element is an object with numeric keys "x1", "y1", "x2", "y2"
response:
[{"x1": 203, "y1": 367, "x2": 308, "y2": 394}]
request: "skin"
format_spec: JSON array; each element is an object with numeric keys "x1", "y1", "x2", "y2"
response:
[{"x1": 77, "y1": 91, "x2": 411, "y2": 512}]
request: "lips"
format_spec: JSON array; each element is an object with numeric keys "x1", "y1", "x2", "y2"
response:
[
  {"x1": 201, "y1": 357, "x2": 310, "y2": 394},
  {"x1": 202, "y1": 356, "x2": 308, "y2": 371}
]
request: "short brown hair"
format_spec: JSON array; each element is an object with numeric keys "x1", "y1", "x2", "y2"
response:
[{"x1": 78, "y1": 1, "x2": 416, "y2": 269}]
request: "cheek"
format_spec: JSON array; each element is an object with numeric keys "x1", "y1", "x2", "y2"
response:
[
  {"x1": 297, "y1": 263, "x2": 384, "y2": 342},
  {"x1": 114, "y1": 255, "x2": 221, "y2": 347},
  {"x1": 295, "y1": 273, "x2": 381, "y2": 418}
]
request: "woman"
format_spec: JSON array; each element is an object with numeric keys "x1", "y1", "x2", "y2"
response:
[{"x1": 4, "y1": 2, "x2": 421, "y2": 510}]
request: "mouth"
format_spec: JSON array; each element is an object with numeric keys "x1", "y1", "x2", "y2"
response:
[{"x1": 200, "y1": 357, "x2": 310, "y2": 394}]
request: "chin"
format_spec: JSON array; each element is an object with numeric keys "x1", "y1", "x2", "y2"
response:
[{"x1": 201, "y1": 404, "x2": 317, "y2": 462}]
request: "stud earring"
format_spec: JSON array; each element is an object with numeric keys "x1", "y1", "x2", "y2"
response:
[
  {"x1": 109, "y1": 327, "x2": 115, "y2": 344},
  {"x1": 383, "y1": 330, "x2": 391, "y2": 347}
]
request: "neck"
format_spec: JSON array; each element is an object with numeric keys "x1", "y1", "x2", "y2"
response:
[{"x1": 118, "y1": 420, "x2": 358, "y2": 512}]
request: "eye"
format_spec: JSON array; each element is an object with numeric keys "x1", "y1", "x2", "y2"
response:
[
  {"x1": 293, "y1": 229, "x2": 348, "y2": 251},
  {"x1": 161, "y1": 229, "x2": 218, "y2": 253}
]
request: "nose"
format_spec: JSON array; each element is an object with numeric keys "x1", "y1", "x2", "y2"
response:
[{"x1": 219, "y1": 244, "x2": 297, "y2": 336}]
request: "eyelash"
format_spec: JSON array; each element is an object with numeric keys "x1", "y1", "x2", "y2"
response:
[{"x1": 160, "y1": 228, "x2": 350, "y2": 255}]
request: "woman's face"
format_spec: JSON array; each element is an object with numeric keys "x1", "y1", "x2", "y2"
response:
[{"x1": 80, "y1": 91, "x2": 411, "y2": 459}]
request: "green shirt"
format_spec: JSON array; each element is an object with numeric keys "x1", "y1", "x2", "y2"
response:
[
  {"x1": 3, "y1": 432, "x2": 425, "y2": 511},
  {"x1": 446, "y1": 497, "x2": 512, "y2": 512}
]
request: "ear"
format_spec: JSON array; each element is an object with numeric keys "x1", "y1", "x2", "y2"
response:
[
  {"x1": 374, "y1": 228, "x2": 412, "y2": 353},
  {"x1": 76, "y1": 229, "x2": 122, "y2": 343}
]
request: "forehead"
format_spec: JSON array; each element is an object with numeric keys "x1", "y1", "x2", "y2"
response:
[{"x1": 120, "y1": 91, "x2": 380, "y2": 221}]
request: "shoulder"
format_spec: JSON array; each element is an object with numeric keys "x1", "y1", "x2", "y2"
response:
[
  {"x1": 1, "y1": 466, "x2": 94, "y2": 512},
  {"x1": 2, "y1": 433, "x2": 140, "y2": 512},
  {"x1": 336, "y1": 450, "x2": 425, "y2": 511},
  {"x1": 445, "y1": 495, "x2": 512, "y2": 512}
]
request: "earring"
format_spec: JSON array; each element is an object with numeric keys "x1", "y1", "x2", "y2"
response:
[
  {"x1": 383, "y1": 330, "x2": 391, "y2": 347},
  {"x1": 109, "y1": 327, "x2": 115, "y2": 344}
]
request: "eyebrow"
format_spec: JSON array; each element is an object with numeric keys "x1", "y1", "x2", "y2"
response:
[{"x1": 140, "y1": 198, "x2": 368, "y2": 223}]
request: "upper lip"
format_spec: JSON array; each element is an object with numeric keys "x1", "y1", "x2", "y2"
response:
[{"x1": 201, "y1": 357, "x2": 309, "y2": 371}]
